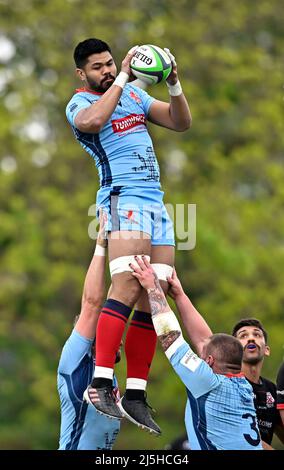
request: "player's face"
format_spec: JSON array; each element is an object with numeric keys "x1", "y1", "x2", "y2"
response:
[
  {"x1": 235, "y1": 326, "x2": 270, "y2": 365},
  {"x1": 77, "y1": 51, "x2": 117, "y2": 93}
]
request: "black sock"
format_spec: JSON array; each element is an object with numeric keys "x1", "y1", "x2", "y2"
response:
[
  {"x1": 91, "y1": 378, "x2": 112, "y2": 388},
  {"x1": 125, "y1": 389, "x2": 145, "y2": 401}
]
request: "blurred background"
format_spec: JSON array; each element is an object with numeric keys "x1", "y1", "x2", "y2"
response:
[{"x1": 0, "y1": 0, "x2": 283, "y2": 450}]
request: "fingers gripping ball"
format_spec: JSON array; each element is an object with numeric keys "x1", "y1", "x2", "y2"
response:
[
  {"x1": 130, "y1": 44, "x2": 172, "y2": 85},
  {"x1": 163, "y1": 48, "x2": 176, "y2": 67}
]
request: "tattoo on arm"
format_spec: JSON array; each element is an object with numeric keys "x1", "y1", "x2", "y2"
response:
[
  {"x1": 148, "y1": 273, "x2": 169, "y2": 316},
  {"x1": 148, "y1": 273, "x2": 181, "y2": 352},
  {"x1": 158, "y1": 331, "x2": 181, "y2": 352}
]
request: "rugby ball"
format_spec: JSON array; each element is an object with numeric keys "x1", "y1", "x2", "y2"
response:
[{"x1": 130, "y1": 44, "x2": 172, "y2": 85}]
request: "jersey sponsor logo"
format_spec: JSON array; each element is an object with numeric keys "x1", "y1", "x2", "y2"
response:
[
  {"x1": 112, "y1": 114, "x2": 146, "y2": 133},
  {"x1": 180, "y1": 350, "x2": 202, "y2": 372},
  {"x1": 130, "y1": 90, "x2": 142, "y2": 103},
  {"x1": 277, "y1": 389, "x2": 284, "y2": 395},
  {"x1": 266, "y1": 391, "x2": 275, "y2": 408},
  {"x1": 258, "y1": 419, "x2": 272, "y2": 428}
]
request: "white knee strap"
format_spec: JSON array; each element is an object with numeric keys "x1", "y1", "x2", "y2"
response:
[
  {"x1": 109, "y1": 255, "x2": 150, "y2": 277},
  {"x1": 151, "y1": 263, "x2": 173, "y2": 281}
]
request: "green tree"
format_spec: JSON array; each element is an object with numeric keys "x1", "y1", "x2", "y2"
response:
[{"x1": 0, "y1": 0, "x2": 283, "y2": 449}]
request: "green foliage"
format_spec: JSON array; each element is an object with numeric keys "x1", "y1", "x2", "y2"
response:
[{"x1": 0, "y1": 0, "x2": 283, "y2": 449}]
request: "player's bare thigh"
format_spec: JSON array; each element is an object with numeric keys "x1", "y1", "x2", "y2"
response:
[{"x1": 107, "y1": 230, "x2": 151, "y2": 307}]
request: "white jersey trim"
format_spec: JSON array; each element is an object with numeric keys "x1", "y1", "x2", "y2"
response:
[{"x1": 165, "y1": 335, "x2": 186, "y2": 360}]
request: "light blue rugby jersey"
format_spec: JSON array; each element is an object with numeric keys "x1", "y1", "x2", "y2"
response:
[
  {"x1": 66, "y1": 84, "x2": 160, "y2": 188},
  {"x1": 165, "y1": 337, "x2": 263, "y2": 450},
  {"x1": 57, "y1": 329, "x2": 120, "y2": 450}
]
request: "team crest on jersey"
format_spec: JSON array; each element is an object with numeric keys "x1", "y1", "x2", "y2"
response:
[
  {"x1": 130, "y1": 90, "x2": 142, "y2": 103},
  {"x1": 124, "y1": 210, "x2": 138, "y2": 224},
  {"x1": 266, "y1": 392, "x2": 275, "y2": 408},
  {"x1": 69, "y1": 103, "x2": 78, "y2": 113}
]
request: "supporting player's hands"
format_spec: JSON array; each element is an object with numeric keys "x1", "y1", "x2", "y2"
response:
[
  {"x1": 97, "y1": 208, "x2": 108, "y2": 248},
  {"x1": 130, "y1": 255, "x2": 157, "y2": 290},
  {"x1": 164, "y1": 47, "x2": 178, "y2": 85},
  {"x1": 121, "y1": 45, "x2": 139, "y2": 82},
  {"x1": 167, "y1": 267, "x2": 184, "y2": 300}
]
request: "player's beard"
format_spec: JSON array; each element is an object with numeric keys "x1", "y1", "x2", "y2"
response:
[
  {"x1": 86, "y1": 74, "x2": 115, "y2": 93},
  {"x1": 243, "y1": 345, "x2": 263, "y2": 365},
  {"x1": 243, "y1": 356, "x2": 262, "y2": 365}
]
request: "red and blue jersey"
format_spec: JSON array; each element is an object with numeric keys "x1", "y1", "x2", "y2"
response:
[
  {"x1": 277, "y1": 362, "x2": 284, "y2": 411},
  {"x1": 66, "y1": 84, "x2": 160, "y2": 188}
]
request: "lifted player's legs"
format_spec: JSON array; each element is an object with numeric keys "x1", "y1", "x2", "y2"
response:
[
  {"x1": 119, "y1": 245, "x2": 174, "y2": 433},
  {"x1": 84, "y1": 231, "x2": 151, "y2": 420}
]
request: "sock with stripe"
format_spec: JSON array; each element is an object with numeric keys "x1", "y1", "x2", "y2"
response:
[
  {"x1": 124, "y1": 310, "x2": 157, "y2": 398},
  {"x1": 92, "y1": 298, "x2": 132, "y2": 388}
]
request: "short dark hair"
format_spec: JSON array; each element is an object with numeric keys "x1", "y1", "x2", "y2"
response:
[
  {"x1": 73, "y1": 38, "x2": 111, "y2": 68},
  {"x1": 206, "y1": 333, "x2": 243, "y2": 369},
  {"x1": 232, "y1": 318, "x2": 268, "y2": 343}
]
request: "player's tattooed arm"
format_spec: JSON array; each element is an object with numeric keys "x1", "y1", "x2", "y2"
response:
[
  {"x1": 130, "y1": 255, "x2": 182, "y2": 352},
  {"x1": 148, "y1": 276, "x2": 182, "y2": 352},
  {"x1": 158, "y1": 331, "x2": 181, "y2": 352},
  {"x1": 147, "y1": 273, "x2": 169, "y2": 316}
]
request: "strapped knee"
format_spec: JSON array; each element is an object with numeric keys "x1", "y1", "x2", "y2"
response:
[{"x1": 151, "y1": 263, "x2": 173, "y2": 281}]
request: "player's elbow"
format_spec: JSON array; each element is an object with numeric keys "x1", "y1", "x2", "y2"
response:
[
  {"x1": 89, "y1": 117, "x2": 104, "y2": 133},
  {"x1": 186, "y1": 116, "x2": 192, "y2": 129},
  {"x1": 76, "y1": 116, "x2": 102, "y2": 133},
  {"x1": 82, "y1": 294, "x2": 104, "y2": 312},
  {"x1": 178, "y1": 116, "x2": 192, "y2": 132}
]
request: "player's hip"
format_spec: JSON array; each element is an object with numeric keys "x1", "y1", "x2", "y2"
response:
[{"x1": 96, "y1": 185, "x2": 174, "y2": 246}]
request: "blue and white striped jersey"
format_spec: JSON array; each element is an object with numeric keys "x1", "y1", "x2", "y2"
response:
[
  {"x1": 166, "y1": 337, "x2": 262, "y2": 450},
  {"x1": 57, "y1": 329, "x2": 120, "y2": 450}
]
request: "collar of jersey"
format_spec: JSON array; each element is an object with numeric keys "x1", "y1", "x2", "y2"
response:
[
  {"x1": 225, "y1": 372, "x2": 245, "y2": 378},
  {"x1": 75, "y1": 87, "x2": 103, "y2": 95}
]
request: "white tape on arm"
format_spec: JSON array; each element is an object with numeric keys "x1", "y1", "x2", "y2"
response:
[
  {"x1": 94, "y1": 244, "x2": 106, "y2": 256},
  {"x1": 152, "y1": 310, "x2": 185, "y2": 359},
  {"x1": 166, "y1": 80, "x2": 183, "y2": 96},
  {"x1": 152, "y1": 310, "x2": 185, "y2": 358},
  {"x1": 152, "y1": 310, "x2": 182, "y2": 337},
  {"x1": 113, "y1": 71, "x2": 129, "y2": 89}
]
